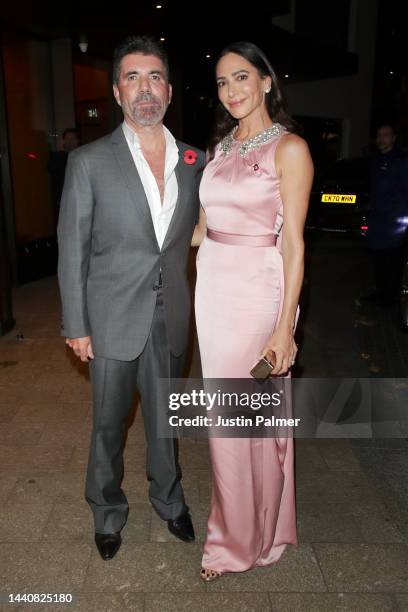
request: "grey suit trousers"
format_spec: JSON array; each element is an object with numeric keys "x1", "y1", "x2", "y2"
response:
[{"x1": 85, "y1": 288, "x2": 187, "y2": 533}]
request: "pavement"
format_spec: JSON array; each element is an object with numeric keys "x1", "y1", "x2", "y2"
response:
[{"x1": 0, "y1": 235, "x2": 407, "y2": 611}]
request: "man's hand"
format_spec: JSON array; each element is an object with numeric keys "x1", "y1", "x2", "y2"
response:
[{"x1": 65, "y1": 336, "x2": 94, "y2": 362}]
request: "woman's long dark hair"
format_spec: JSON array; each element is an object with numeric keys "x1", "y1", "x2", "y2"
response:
[{"x1": 208, "y1": 41, "x2": 299, "y2": 158}]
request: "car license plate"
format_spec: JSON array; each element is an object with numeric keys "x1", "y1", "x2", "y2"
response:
[{"x1": 321, "y1": 193, "x2": 357, "y2": 204}]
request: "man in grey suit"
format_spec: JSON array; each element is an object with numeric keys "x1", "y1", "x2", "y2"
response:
[{"x1": 58, "y1": 35, "x2": 204, "y2": 560}]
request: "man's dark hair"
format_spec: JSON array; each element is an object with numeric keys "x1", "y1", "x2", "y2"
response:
[
  {"x1": 376, "y1": 123, "x2": 396, "y2": 135},
  {"x1": 112, "y1": 35, "x2": 169, "y2": 85}
]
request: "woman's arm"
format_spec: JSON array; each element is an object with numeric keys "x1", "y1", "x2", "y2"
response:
[
  {"x1": 261, "y1": 133, "x2": 314, "y2": 375},
  {"x1": 191, "y1": 206, "x2": 207, "y2": 247}
]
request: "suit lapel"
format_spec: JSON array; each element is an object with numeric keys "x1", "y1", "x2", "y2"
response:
[
  {"x1": 111, "y1": 127, "x2": 194, "y2": 251},
  {"x1": 111, "y1": 125, "x2": 159, "y2": 248},
  {"x1": 161, "y1": 146, "x2": 192, "y2": 250}
]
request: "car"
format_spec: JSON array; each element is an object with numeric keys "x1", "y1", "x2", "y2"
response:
[
  {"x1": 400, "y1": 241, "x2": 408, "y2": 330},
  {"x1": 306, "y1": 156, "x2": 408, "y2": 330},
  {"x1": 306, "y1": 157, "x2": 370, "y2": 236}
]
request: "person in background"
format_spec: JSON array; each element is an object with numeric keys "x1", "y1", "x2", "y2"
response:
[
  {"x1": 48, "y1": 128, "x2": 80, "y2": 222},
  {"x1": 364, "y1": 124, "x2": 408, "y2": 306}
]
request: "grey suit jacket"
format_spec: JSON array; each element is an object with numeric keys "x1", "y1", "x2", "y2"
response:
[{"x1": 57, "y1": 124, "x2": 205, "y2": 360}]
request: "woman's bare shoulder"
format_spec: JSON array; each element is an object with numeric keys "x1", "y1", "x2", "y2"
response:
[{"x1": 278, "y1": 132, "x2": 309, "y2": 157}]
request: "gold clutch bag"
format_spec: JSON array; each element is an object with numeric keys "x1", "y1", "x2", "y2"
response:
[{"x1": 250, "y1": 352, "x2": 276, "y2": 379}]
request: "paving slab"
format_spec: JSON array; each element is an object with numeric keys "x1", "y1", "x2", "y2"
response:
[
  {"x1": 0, "y1": 501, "x2": 54, "y2": 542},
  {"x1": 13, "y1": 401, "x2": 91, "y2": 423},
  {"x1": 297, "y1": 502, "x2": 363, "y2": 543},
  {"x1": 83, "y1": 542, "x2": 205, "y2": 592},
  {"x1": 395, "y1": 594, "x2": 408, "y2": 611},
  {"x1": 0, "y1": 421, "x2": 45, "y2": 446},
  {"x1": 0, "y1": 443, "x2": 74, "y2": 472},
  {"x1": 350, "y1": 500, "x2": 404, "y2": 543},
  {"x1": 268, "y1": 592, "x2": 396, "y2": 611},
  {"x1": 317, "y1": 440, "x2": 364, "y2": 472},
  {"x1": 7, "y1": 472, "x2": 86, "y2": 504},
  {"x1": 145, "y1": 592, "x2": 271, "y2": 611},
  {"x1": 41, "y1": 501, "x2": 93, "y2": 542},
  {"x1": 314, "y1": 543, "x2": 408, "y2": 592},
  {"x1": 0, "y1": 542, "x2": 92, "y2": 592},
  {"x1": 296, "y1": 470, "x2": 379, "y2": 503},
  {"x1": 0, "y1": 473, "x2": 19, "y2": 502}
]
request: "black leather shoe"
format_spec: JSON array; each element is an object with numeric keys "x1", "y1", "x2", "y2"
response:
[
  {"x1": 167, "y1": 512, "x2": 195, "y2": 542},
  {"x1": 95, "y1": 532, "x2": 122, "y2": 560}
]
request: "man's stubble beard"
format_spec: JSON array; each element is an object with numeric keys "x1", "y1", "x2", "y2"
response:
[
  {"x1": 129, "y1": 93, "x2": 168, "y2": 127},
  {"x1": 133, "y1": 106, "x2": 166, "y2": 126}
]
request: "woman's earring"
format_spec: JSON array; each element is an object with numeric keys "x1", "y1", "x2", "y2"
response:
[{"x1": 265, "y1": 88, "x2": 271, "y2": 94}]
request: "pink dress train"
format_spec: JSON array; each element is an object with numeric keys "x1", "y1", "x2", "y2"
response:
[{"x1": 195, "y1": 128, "x2": 298, "y2": 573}]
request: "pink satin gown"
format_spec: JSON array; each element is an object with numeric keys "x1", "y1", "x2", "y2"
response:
[{"x1": 195, "y1": 126, "x2": 298, "y2": 573}]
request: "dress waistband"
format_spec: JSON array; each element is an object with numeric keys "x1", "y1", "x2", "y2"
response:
[{"x1": 206, "y1": 228, "x2": 278, "y2": 247}]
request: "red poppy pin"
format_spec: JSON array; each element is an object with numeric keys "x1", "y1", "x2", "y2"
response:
[{"x1": 183, "y1": 149, "x2": 197, "y2": 165}]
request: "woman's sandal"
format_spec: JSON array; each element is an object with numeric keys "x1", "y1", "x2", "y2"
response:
[{"x1": 200, "y1": 567, "x2": 223, "y2": 582}]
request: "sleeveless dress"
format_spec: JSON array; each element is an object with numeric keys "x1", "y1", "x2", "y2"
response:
[{"x1": 195, "y1": 125, "x2": 298, "y2": 573}]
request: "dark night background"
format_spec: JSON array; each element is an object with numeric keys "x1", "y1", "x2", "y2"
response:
[{"x1": 0, "y1": 0, "x2": 408, "y2": 289}]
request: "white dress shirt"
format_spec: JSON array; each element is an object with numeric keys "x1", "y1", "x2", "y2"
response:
[{"x1": 122, "y1": 120, "x2": 179, "y2": 249}]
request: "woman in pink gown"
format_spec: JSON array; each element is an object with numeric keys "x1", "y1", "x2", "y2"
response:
[{"x1": 193, "y1": 42, "x2": 314, "y2": 580}]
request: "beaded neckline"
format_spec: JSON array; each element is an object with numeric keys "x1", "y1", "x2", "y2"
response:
[{"x1": 220, "y1": 124, "x2": 285, "y2": 157}]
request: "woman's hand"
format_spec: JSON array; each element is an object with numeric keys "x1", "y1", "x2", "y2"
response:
[
  {"x1": 191, "y1": 206, "x2": 207, "y2": 247},
  {"x1": 260, "y1": 325, "x2": 297, "y2": 376}
]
